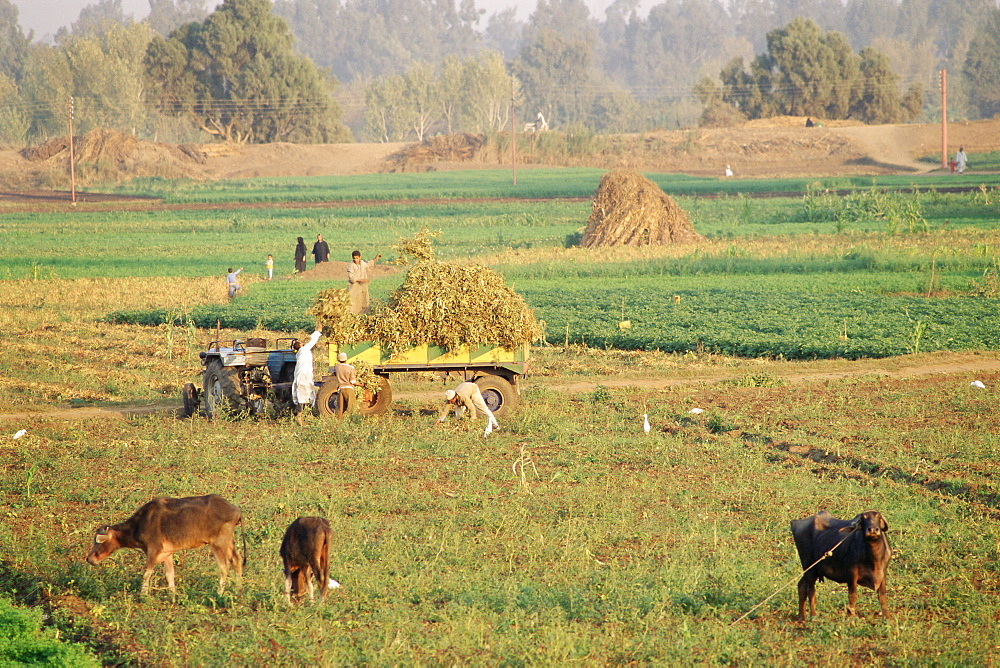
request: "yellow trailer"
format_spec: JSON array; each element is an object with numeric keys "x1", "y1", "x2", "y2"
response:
[{"x1": 315, "y1": 342, "x2": 530, "y2": 417}]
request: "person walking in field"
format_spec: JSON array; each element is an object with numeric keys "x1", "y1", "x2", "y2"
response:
[
  {"x1": 226, "y1": 267, "x2": 243, "y2": 299},
  {"x1": 332, "y1": 352, "x2": 356, "y2": 417},
  {"x1": 347, "y1": 250, "x2": 381, "y2": 314},
  {"x1": 954, "y1": 147, "x2": 967, "y2": 174},
  {"x1": 312, "y1": 234, "x2": 330, "y2": 265},
  {"x1": 265, "y1": 254, "x2": 274, "y2": 280},
  {"x1": 436, "y1": 381, "x2": 499, "y2": 434},
  {"x1": 292, "y1": 330, "x2": 322, "y2": 425},
  {"x1": 294, "y1": 237, "x2": 307, "y2": 273}
]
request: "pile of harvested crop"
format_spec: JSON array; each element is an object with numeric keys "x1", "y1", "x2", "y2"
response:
[
  {"x1": 311, "y1": 231, "x2": 542, "y2": 353},
  {"x1": 581, "y1": 169, "x2": 704, "y2": 247},
  {"x1": 369, "y1": 261, "x2": 542, "y2": 352}
]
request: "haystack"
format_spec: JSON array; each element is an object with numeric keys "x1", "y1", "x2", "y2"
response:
[{"x1": 581, "y1": 169, "x2": 703, "y2": 247}]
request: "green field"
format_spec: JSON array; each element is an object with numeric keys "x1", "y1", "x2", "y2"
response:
[{"x1": 2, "y1": 169, "x2": 1000, "y2": 664}]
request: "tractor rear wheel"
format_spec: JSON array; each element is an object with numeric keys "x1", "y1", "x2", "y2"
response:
[
  {"x1": 357, "y1": 377, "x2": 392, "y2": 416},
  {"x1": 474, "y1": 374, "x2": 518, "y2": 417},
  {"x1": 203, "y1": 360, "x2": 242, "y2": 419},
  {"x1": 315, "y1": 380, "x2": 340, "y2": 417}
]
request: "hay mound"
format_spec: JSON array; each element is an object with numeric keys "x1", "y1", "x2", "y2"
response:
[
  {"x1": 582, "y1": 169, "x2": 704, "y2": 248},
  {"x1": 18, "y1": 128, "x2": 207, "y2": 182}
]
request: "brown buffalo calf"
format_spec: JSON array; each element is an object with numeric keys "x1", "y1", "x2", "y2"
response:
[
  {"x1": 86, "y1": 494, "x2": 243, "y2": 596},
  {"x1": 790, "y1": 510, "x2": 892, "y2": 621},
  {"x1": 279, "y1": 517, "x2": 332, "y2": 604}
]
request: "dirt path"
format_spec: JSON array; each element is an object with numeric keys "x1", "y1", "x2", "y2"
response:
[
  {"x1": 3, "y1": 354, "x2": 996, "y2": 423},
  {"x1": 831, "y1": 125, "x2": 933, "y2": 172}
]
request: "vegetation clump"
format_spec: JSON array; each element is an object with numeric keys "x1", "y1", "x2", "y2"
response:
[
  {"x1": 311, "y1": 230, "x2": 542, "y2": 353},
  {"x1": 581, "y1": 169, "x2": 704, "y2": 248}
]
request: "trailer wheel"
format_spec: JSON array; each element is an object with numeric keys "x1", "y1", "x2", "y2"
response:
[
  {"x1": 315, "y1": 381, "x2": 340, "y2": 417},
  {"x1": 474, "y1": 374, "x2": 518, "y2": 417},
  {"x1": 357, "y1": 377, "x2": 393, "y2": 416},
  {"x1": 181, "y1": 382, "x2": 199, "y2": 418},
  {"x1": 203, "y1": 360, "x2": 242, "y2": 418}
]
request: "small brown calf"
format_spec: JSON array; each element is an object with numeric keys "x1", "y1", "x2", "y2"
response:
[
  {"x1": 279, "y1": 517, "x2": 332, "y2": 604},
  {"x1": 790, "y1": 510, "x2": 893, "y2": 621}
]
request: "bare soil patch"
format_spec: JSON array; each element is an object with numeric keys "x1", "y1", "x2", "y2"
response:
[{"x1": 3, "y1": 117, "x2": 999, "y2": 195}]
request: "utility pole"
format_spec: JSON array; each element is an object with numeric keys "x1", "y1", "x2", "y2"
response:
[
  {"x1": 68, "y1": 96, "x2": 77, "y2": 204},
  {"x1": 940, "y1": 70, "x2": 947, "y2": 170},
  {"x1": 510, "y1": 78, "x2": 517, "y2": 186}
]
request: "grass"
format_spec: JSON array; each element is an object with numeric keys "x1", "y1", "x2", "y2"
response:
[
  {"x1": 2, "y1": 366, "x2": 999, "y2": 664},
  {"x1": 2, "y1": 170, "x2": 1000, "y2": 663}
]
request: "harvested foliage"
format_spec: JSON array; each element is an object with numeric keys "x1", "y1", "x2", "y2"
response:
[
  {"x1": 391, "y1": 228, "x2": 440, "y2": 264},
  {"x1": 352, "y1": 360, "x2": 381, "y2": 396},
  {"x1": 370, "y1": 261, "x2": 541, "y2": 352},
  {"x1": 308, "y1": 288, "x2": 364, "y2": 342},
  {"x1": 310, "y1": 251, "x2": 542, "y2": 353},
  {"x1": 581, "y1": 169, "x2": 705, "y2": 248}
]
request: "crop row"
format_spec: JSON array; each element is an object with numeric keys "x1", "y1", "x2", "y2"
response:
[{"x1": 108, "y1": 270, "x2": 1000, "y2": 360}]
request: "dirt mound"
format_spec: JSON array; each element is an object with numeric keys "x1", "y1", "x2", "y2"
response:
[
  {"x1": 295, "y1": 260, "x2": 397, "y2": 282},
  {"x1": 386, "y1": 133, "x2": 489, "y2": 171},
  {"x1": 743, "y1": 115, "x2": 861, "y2": 128},
  {"x1": 581, "y1": 170, "x2": 704, "y2": 248},
  {"x1": 19, "y1": 129, "x2": 207, "y2": 182}
]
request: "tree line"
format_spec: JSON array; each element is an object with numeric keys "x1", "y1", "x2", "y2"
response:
[{"x1": 0, "y1": 0, "x2": 998, "y2": 147}]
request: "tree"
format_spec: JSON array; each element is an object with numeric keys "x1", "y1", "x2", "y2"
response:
[
  {"x1": 147, "y1": 0, "x2": 210, "y2": 37},
  {"x1": 61, "y1": 22, "x2": 156, "y2": 135},
  {"x1": 363, "y1": 74, "x2": 407, "y2": 142},
  {"x1": 62, "y1": 0, "x2": 130, "y2": 38},
  {"x1": 0, "y1": 0, "x2": 31, "y2": 82},
  {"x1": 964, "y1": 8, "x2": 1000, "y2": 119},
  {"x1": 145, "y1": 0, "x2": 348, "y2": 143},
  {"x1": 515, "y1": 28, "x2": 595, "y2": 127},
  {"x1": 852, "y1": 47, "x2": 922, "y2": 122},
  {"x1": 706, "y1": 18, "x2": 918, "y2": 124},
  {"x1": 402, "y1": 63, "x2": 439, "y2": 141},
  {"x1": 460, "y1": 50, "x2": 512, "y2": 133},
  {"x1": 0, "y1": 72, "x2": 29, "y2": 144}
]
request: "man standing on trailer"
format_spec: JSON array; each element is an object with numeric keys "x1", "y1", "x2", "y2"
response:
[{"x1": 347, "y1": 250, "x2": 381, "y2": 314}]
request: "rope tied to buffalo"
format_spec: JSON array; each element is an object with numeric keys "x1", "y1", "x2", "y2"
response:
[{"x1": 731, "y1": 523, "x2": 857, "y2": 625}]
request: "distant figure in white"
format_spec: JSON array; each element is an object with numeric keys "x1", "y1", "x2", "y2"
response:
[
  {"x1": 535, "y1": 112, "x2": 549, "y2": 132},
  {"x1": 725, "y1": 165, "x2": 733, "y2": 177},
  {"x1": 954, "y1": 147, "x2": 967, "y2": 174},
  {"x1": 292, "y1": 330, "x2": 322, "y2": 425}
]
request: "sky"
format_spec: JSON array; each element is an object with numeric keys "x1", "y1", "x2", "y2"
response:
[{"x1": 12, "y1": 0, "x2": 659, "y2": 41}]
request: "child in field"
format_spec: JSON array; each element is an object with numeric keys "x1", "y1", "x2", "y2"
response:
[
  {"x1": 226, "y1": 267, "x2": 243, "y2": 299},
  {"x1": 265, "y1": 254, "x2": 274, "y2": 280}
]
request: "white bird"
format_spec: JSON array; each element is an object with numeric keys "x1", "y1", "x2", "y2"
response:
[
  {"x1": 328, "y1": 578, "x2": 341, "y2": 589},
  {"x1": 12, "y1": 429, "x2": 26, "y2": 440},
  {"x1": 643, "y1": 414, "x2": 651, "y2": 434},
  {"x1": 688, "y1": 408, "x2": 704, "y2": 415},
  {"x1": 971, "y1": 380, "x2": 986, "y2": 389}
]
